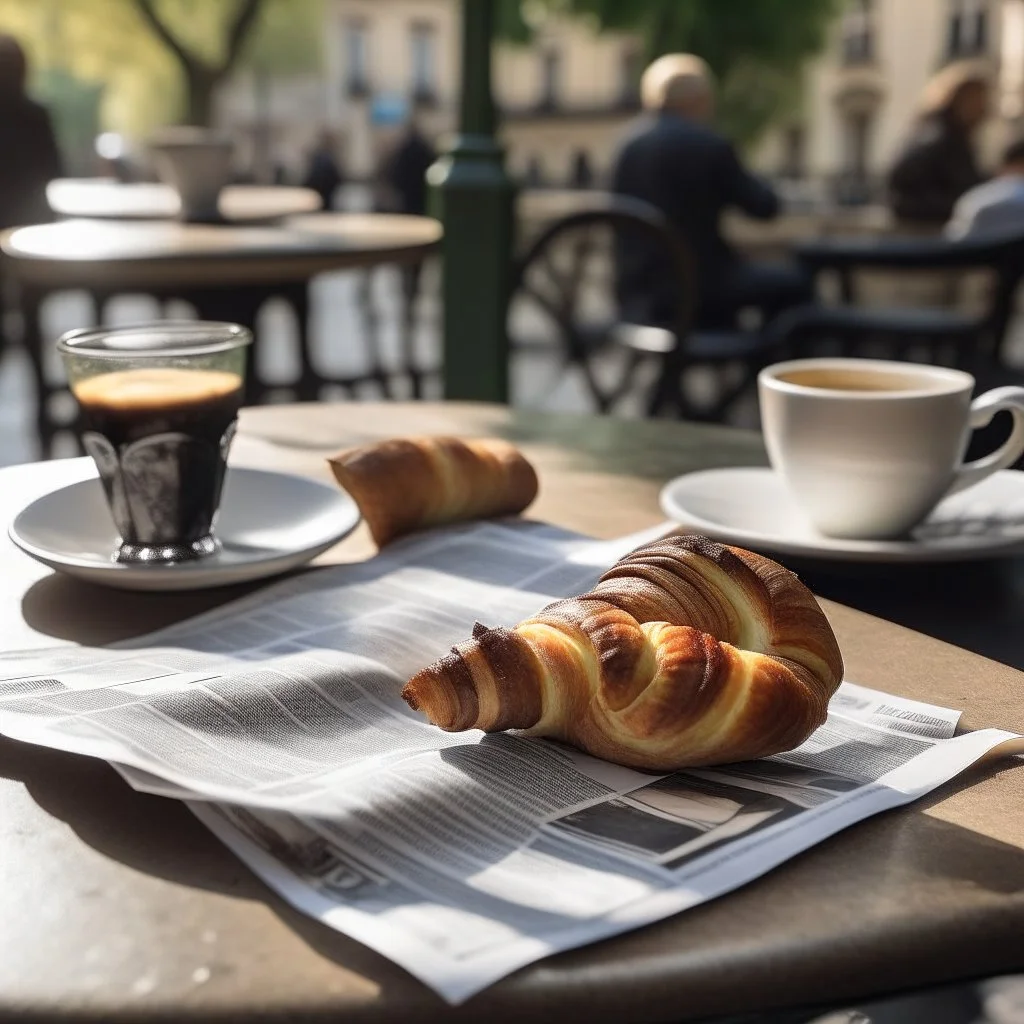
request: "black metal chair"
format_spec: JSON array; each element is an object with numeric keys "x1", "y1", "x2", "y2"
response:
[
  {"x1": 509, "y1": 196, "x2": 791, "y2": 421},
  {"x1": 790, "y1": 228, "x2": 1024, "y2": 372}
]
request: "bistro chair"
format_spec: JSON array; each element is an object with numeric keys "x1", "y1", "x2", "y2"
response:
[
  {"x1": 790, "y1": 228, "x2": 1024, "y2": 373},
  {"x1": 509, "y1": 195, "x2": 792, "y2": 422}
]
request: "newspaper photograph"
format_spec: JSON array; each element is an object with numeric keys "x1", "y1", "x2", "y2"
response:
[{"x1": 0, "y1": 519, "x2": 1020, "y2": 1002}]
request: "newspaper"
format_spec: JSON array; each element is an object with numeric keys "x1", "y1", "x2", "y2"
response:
[{"x1": 1, "y1": 520, "x2": 1020, "y2": 1003}]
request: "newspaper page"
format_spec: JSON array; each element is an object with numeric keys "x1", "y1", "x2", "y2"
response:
[
  {"x1": 189, "y1": 686, "x2": 1019, "y2": 1003},
  {"x1": 1, "y1": 519, "x2": 1020, "y2": 1003},
  {"x1": 0, "y1": 522, "x2": 670, "y2": 811}
]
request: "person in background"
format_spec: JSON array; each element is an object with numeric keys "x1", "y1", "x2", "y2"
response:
[
  {"x1": 571, "y1": 150, "x2": 594, "y2": 190},
  {"x1": 379, "y1": 120, "x2": 436, "y2": 216},
  {"x1": 373, "y1": 121, "x2": 437, "y2": 359},
  {"x1": 0, "y1": 34, "x2": 62, "y2": 229},
  {"x1": 0, "y1": 34, "x2": 62, "y2": 363},
  {"x1": 302, "y1": 130, "x2": 344, "y2": 211},
  {"x1": 888, "y1": 62, "x2": 990, "y2": 230},
  {"x1": 611, "y1": 54, "x2": 812, "y2": 330},
  {"x1": 947, "y1": 137, "x2": 1024, "y2": 239}
]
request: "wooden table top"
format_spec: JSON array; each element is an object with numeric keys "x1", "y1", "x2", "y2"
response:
[
  {"x1": 46, "y1": 179, "x2": 323, "y2": 222},
  {"x1": 0, "y1": 213, "x2": 442, "y2": 290},
  {"x1": 1, "y1": 402, "x2": 1022, "y2": 1024}
]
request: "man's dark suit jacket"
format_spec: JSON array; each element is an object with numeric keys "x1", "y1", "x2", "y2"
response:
[{"x1": 611, "y1": 111, "x2": 779, "y2": 326}]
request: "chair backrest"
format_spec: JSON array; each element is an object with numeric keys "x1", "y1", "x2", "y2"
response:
[
  {"x1": 940, "y1": 230, "x2": 1024, "y2": 356},
  {"x1": 799, "y1": 226, "x2": 1024, "y2": 360},
  {"x1": 801, "y1": 227, "x2": 1024, "y2": 272},
  {"x1": 509, "y1": 195, "x2": 696, "y2": 411}
]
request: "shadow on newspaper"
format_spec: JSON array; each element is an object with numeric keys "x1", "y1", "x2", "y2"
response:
[{"x1": 16, "y1": 519, "x2": 617, "y2": 650}]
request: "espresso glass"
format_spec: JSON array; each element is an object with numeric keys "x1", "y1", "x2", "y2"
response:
[{"x1": 58, "y1": 321, "x2": 251, "y2": 564}]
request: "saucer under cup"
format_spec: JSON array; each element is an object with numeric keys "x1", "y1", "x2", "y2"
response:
[
  {"x1": 660, "y1": 467, "x2": 1024, "y2": 563},
  {"x1": 10, "y1": 466, "x2": 360, "y2": 590}
]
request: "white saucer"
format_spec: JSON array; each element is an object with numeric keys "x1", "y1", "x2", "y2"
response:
[
  {"x1": 9, "y1": 467, "x2": 360, "y2": 590},
  {"x1": 660, "y1": 467, "x2": 1024, "y2": 563}
]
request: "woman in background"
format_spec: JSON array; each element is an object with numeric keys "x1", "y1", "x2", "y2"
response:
[{"x1": 887, "y1": 62, "x2": 990, "y2": 230}]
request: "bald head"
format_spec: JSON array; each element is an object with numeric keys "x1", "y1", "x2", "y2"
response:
[
  {"x1": 0, "y1": 34, "x2": 27, "y2": 97},
  {"x1": 641, "y1": 53, "x2": 715, "y2": 122}
]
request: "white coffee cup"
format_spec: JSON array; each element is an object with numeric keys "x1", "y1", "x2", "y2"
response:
[
  {"x1": 758, "y1": 358, "x2": 1024, "y2": 539},
  {"x1": 149, "y1": 127, "x2": 234, "y2": 223}
]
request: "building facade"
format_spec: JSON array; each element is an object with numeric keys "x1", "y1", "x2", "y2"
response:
[
  {"x1": 216, "y1": 0, "x2": 1024, "y2": 199},
  {"x1": 754, "y1": 0, "x2": 1020, "y2": 202},
  {"x1": 217, "y1": 0, "x2": 640, "y2": 186}
]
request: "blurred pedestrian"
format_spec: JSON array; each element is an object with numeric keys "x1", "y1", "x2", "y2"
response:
[
  {"x1": 888, "y1": 61, "x2": 990, "y2": 230},
  {"x1": 302, "y1": 130, "x2": 344, "y2": 211},
  {"x1": 0, "y1": 35, "x2": 62, "y2": 229},
  {"x1": 612, "y1": 54, "x2": 812, "y2": 330},
  {"x1": 0, "y1": 34, "x2": 62, "y2": 364},
  {"x1": 379, "y1": 120, "x2": 435, "y2": 216},
  {"x1": 571, "y1": 150, "x2": 594, "y2": 189},
  {"x1": 374, "y1": 121, "x2": 437, "y2": 377},
  {"x1": 947, "y1": 136, "x2": 1024, "y2": 239}
]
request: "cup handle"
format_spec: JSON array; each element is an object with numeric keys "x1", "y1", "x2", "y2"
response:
[{"x1": 947, "y1": 386, "x2": 1024, "y2": 497}]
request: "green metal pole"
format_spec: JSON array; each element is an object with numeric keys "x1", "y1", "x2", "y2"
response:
[{"x1": 428, "y1": 0, "x2": 515, "y2": 402}]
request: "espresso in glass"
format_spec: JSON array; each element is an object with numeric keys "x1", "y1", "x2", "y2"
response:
[{"x1": 59, "y1": 322, "x2": 251, "y2": 564}]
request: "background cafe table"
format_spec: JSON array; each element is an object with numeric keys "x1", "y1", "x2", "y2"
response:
[
  {"x1": 2, "y1": 402, "x2": 1022, "y2": 1024},
  {"x1": 0, "y1": 214, "x2": 442, "y2": 455},
  {"x1": 46, "y1": 178, "x2": 323, "y2": 223}
]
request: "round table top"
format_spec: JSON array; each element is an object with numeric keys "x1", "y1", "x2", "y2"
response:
[
  {"x1": 0, "y1": 213, "x2": 443, "y2": 289},
  {"x1": 46, "y1": 179, "x2": 323, "y2": 222},
  {"x1": 0, "y1": 401, "x2": 1022, "y2": 1023}
]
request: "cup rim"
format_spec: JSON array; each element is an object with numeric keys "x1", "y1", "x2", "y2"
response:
[
  {"x1": 57, "y1": 320, "x2": 252, "y2": 360},
  {"x1": 758, "y1": 358, "x2": 975, "y2": 400}
]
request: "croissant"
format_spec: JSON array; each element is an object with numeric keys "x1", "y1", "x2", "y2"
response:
[
  {"x1": 328, "y1": 436, "x2": 539, "y2": 547},
  {"x1": 403, "y1": 535, "x2": 843, "y2": 770}
]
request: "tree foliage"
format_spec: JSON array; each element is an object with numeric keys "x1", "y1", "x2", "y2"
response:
[
  {"x1": 0, "y1": 0, "x2": 323, "y2": 134},
  {"x1": 498, "y1": 0, "x2": 841, "y2": 145}
]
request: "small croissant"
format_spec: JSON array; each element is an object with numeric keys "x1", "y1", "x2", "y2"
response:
[
  {"x1": 329, "y1": 436, "x2": 539, "y2": 547},
  {"x1": 403, "y1": 535, "x2": 844, "y2": 771}
]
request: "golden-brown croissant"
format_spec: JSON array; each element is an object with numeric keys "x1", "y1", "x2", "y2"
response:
[
  {"x1": 328, "y1": 436, "x2": 539, "y2": 547},
  {"x1": 402, "y1": 535, "x2": 843, "y2": 770}
]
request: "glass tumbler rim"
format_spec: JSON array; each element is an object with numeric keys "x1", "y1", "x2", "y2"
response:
[{"x1": 57, "y1": 320, "x2": 252, "y2": 361}]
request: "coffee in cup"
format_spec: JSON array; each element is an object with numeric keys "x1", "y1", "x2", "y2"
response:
[
  {"x1": 59, "y1": 322, "x2": 252, "y2": 563},
  {"x1": 758, "y1": 358, "x2": 1024, "y2": 539}
]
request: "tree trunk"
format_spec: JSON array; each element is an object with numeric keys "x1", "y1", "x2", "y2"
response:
[
  {"x1": 184, "y1": 64, "x2": 219, "y2": 127},
  {"x1": 131, "y1": 0, "x2": 264, "y2": 127}
]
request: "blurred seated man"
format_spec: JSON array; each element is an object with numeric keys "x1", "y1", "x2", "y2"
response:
[
  {"x1": 946, "y1": 137, "x2": 1024, "y2": 239},
  {"x1": 612, "y1": 54, "x2": 812, "y2": 330},
  {"x1": 0, "y1": 35, "x2": 62, "y2": 230}
]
